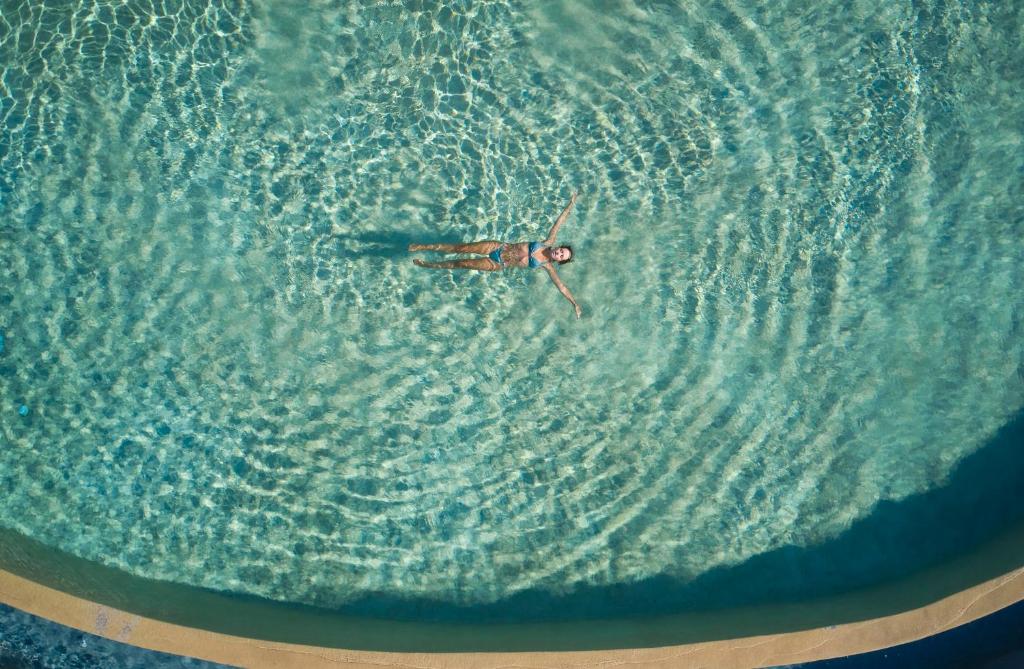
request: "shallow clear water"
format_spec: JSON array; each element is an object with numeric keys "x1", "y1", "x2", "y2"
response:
[{"x1": 0, "y1": 0, "x2": 1022, "y2": 616}]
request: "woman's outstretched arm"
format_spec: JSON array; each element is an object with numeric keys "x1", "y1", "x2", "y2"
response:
[
  {"x1": 544, "y1": 192, "x2": 578, "y2": 245},
  {"x1": 544, "y1": 265, "x2": 582, "y2": 319}
]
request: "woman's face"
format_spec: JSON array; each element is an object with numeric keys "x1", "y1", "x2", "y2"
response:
[{"x1": 552, "y1": 247, "x2": 571, "y2": 263}]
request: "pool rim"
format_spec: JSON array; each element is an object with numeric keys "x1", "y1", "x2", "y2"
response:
[{"x1": 1, "y1": 526, "x2": 1023, "y2": 668}]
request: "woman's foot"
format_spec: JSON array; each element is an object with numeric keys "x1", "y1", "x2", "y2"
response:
[{"x1": 409, "y1": 243, "x2": 425, "y2": 252}]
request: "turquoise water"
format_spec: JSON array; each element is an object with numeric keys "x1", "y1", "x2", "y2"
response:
[{"x1": 1, "y1": 0, "x2": 1022, "y2": 621}]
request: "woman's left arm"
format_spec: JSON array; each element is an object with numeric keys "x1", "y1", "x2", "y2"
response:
[{"x1": 544, "y1": 265, "x2": 582, "y2": 319}]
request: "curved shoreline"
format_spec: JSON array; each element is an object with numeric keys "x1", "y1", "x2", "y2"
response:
[
  {"x1": 2, "y1": 550, "x2": 1023, "y2": 668},
  {"x1": 2, "y1": 568, "x2": 1021, "y2": 668}
]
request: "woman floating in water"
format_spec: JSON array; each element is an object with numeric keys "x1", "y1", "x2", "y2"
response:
[{"x1": 410, "y1": 193, "x2": 582, "y2": 319}]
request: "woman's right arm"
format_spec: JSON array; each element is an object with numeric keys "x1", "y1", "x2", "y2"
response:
[{"x1": 544, "y1": 192, "x2": 578, "y2": 245}]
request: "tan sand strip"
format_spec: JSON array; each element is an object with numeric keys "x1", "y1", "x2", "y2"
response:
[{"x1": 1, "y1": 563, "x2": 1022, "y2": 669}]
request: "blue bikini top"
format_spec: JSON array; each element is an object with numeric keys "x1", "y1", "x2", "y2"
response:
[{"x1": 528, "y1": 241, "x2": 547, "y2": 269}]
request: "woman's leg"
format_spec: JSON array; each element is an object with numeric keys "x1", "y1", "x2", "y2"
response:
[
  {"x1": 409, "y1": 241, "x2": 501, "y2": 255},
  {"x1": 413, "y1": 258, "x2": 502, "y2": 271}
]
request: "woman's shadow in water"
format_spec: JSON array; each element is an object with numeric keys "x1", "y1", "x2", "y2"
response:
[{"x1": 327, "y1": 230, "x2": 424, "y2": 259}]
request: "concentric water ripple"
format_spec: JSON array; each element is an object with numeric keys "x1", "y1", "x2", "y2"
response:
[{"x1": 1, "y1": 0, "x2": 1022, "y2": 616}]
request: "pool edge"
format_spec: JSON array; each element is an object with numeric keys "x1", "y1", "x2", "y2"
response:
[{"x1": 1, "y1": 564, "x2": 1022, "y2": 668}]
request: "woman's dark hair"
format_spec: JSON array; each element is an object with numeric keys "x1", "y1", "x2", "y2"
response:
[{"x1": 558, "y1": 245, "x2": 574, "y2": 264}]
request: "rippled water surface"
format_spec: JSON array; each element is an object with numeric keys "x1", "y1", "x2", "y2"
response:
[{"x1": 1, "y1": 0, "x2": 1022, "y2": 618}]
